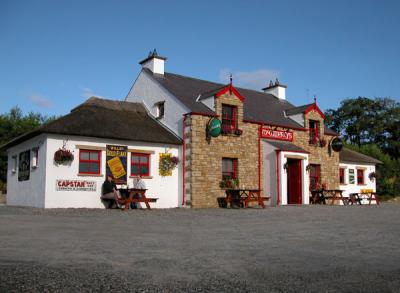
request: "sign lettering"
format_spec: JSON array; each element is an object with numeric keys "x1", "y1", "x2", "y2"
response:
[
  {"x1": 260, "y1": 128, "x2": 293, "y2": 142},
  {"x1": 56, "y1": 180, "x2": 96, "y2": 191}
]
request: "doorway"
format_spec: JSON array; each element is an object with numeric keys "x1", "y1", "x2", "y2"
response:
[{"x1": 287, "y1": 159, "x2": 302, "y2": 204}]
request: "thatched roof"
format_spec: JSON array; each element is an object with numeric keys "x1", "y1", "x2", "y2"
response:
[
  {"x1": 2, "y1": 97, "x2": 182, "y2": 149},
  {"x1": 339, "y1": 148, "x2": 382, "y2": 165}
]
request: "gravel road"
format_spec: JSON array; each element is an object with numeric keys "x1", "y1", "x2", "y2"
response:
[{"x1": 0, "y1": 204, "x2": 399, "y2": 292}]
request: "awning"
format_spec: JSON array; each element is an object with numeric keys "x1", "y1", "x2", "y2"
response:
[{"x1": 263, "y1": 140, "x2": 310, "y2": 154}]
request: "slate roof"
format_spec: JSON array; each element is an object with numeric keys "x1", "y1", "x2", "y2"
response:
[
  {"x1": 2, "y1": 97, "x2": 182, "y2": 149},
  {"x1": 145, "y1": 69, "x2": 337, "y2": 133},
  {"x1": 263, "y1": 140, "x2": 310, "y2": 154},
  {"x1": 285, "y1": 104, "x2": 314, "y2": 116},
  {"x1": 339, "y1": 148, "x2": 382, "y2": 165}
]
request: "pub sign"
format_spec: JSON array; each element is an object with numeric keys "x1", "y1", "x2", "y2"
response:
[{"x1": 260, "y1": 127, "x2": 293, "y2": 142}]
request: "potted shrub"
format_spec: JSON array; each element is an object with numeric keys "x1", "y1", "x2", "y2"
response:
[
  {"x1": 54, "y1": 148, "x2": 74, "y2": 165},
  {"x1": 159, "y1": 154, "x2": 179, "y2": 176}
]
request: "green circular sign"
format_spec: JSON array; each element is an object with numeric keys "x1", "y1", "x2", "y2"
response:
[{"x1": 207, "y1": 118, "x2": 221, "y2": 137}]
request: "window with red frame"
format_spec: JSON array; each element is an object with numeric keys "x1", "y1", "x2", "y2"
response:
[
  {"x1": 339, "y1": 168, "x2": 345, "y2": 184},
  {"x1": 357, "y1": 169, "x2": 364, "y2": 185},
  {"x1": 131, "y1": 153, "x2": 150, "y2": 176},
  {"x1": 221, "y1": 104, "x2": 237, "y2": 133},
  {"x1": 222, "y1": 158, "x2": 237, "y2": 180},
  {"x1": 309, "y1": 164, "x2": 321, "y2": 190},
  {"x1": 309, "y1": 120, "x2": 319, "y2": 144},
  {"x1": 79, "y1": 149, "x2": 101, "y2": 174}
]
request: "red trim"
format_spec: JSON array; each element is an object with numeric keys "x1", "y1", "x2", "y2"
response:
[
  {"x1": 258, "y1": 126, "x2": 262, "y2": 191},
  {"x1": 182, "y1": 115, "x2": 186, "y2": 206},
  {"x1": 304, "y1": 103, "x2": 325, "y2": 118},
  {"x1": 339, "y1": 168, "x2": 345, "y2": 184},
  {"x1": 276, "y1": 150, "x2": 281, "y2": 205},
  {"x1": 215, "y1": 84, "x2": 245, "y2": 102},
  {"x1": 184, "y1": 112, "x2": 218, "y2": 117},
  {"x1": 221, "y1": 104, "x2": 238, "y2": 132},
  {"x1": 79, "y1": 149, "x2": 101, "y2": 175},
  {"x1": 243, "y1": 119, "x2": 307, "y2": 132},
  {"x1": 131, "y1": 153, "x2": 150, "y2": 176},
  {"x1": 222, "y1": 158, "x2": 238, "y2": 179},
  {"x1": 357, "y1": 169, "x2": 365, "y2": 185}
]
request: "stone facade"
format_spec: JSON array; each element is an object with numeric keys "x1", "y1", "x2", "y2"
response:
[{"x1": 184, "y1": 92, "x2": 339, "y2": 208}]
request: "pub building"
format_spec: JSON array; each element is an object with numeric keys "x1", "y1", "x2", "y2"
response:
[{"x1": 3, "y1": 50, "x2": 379, "y2": 208}]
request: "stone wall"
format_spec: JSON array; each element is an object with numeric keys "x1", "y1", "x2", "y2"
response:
[
  {"x1": 186, "y1": 92, "x2": 260, "y2": 208},
  {"x1": 185, "y1": 93, "x2": 339, "y2": 208}
]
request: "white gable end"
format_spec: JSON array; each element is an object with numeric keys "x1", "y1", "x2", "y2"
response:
[{"x1": 126, "y1": 70, "x2": 189, "y2": 138}]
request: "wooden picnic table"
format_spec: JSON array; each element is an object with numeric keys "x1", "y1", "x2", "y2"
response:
[
  {"x1": 350, "y1": 192, "x2": 380, "y2": 205},
  {"x1": 310, "y1": 189, "x2": 348, "y2": 205},
  {"x1": 117, "y1": 188, "x2": 158, "y2": 210},
  {"x1": 224, "y1": 189, "x2": 269, "y2": 208}
]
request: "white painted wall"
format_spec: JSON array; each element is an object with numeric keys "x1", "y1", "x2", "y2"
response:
[
  {"x1": 141, "y1": 58, "x2": 165, "y2": 75},
  {"x1": 6, "y1": 134, "x2": 47, "y2": 208},
  {"x1": 339, "y1": 162, "x2": 377, "y2": 204},
  {"x1": 287, "y1": 113, "x2": 304, "y2": 126},
  {"x1": 200, "y1": 96, "x2": 215, "y2": 111},
  {"x1": 262, "y1": 141, "x2": 309, "y2": 206},
  {"x1": 263, "y1": 86, "x2": 286, "y2": 100},
  {"x1": 126, "y1": 70, "x2": 190, "y2": 137},
  {"x1": 44, "y1": 134, "x2": 181, "y2": 209},
  {"x1": 279, "y1": 152, "x2": 309, "y2": 205}
]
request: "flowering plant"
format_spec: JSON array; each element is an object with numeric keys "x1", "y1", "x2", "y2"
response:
[
  {"x1": 309, "y1": 137, "x2": 318, "y2": 145},
  {"x1": 219, "y1": 178, "x2": 239, "y2": 189},
  {"x1": 159, "y1": 154, "x2": 179, "y2": 176},
  {"x1": 221, "y1": 127, "x2": 243, "y2": 136},
  {"x1": 319, "y1": 138, "x2": 327, "y2": 147},
  {"x1": 54, "y1": 148, "x2": 74, "y2": 165}
]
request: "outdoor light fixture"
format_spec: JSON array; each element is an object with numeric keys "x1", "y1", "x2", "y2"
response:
[
  {"x1": 306, "y1": 164, "x2": 311, "y2": 172},
  {"x1": 283, "y1": 162, "x2": 289, "y2": 171}
]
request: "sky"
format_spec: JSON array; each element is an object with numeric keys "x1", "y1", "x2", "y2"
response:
[{"x1": 1, "y1": 0, "x2": 399, "y2": 117}]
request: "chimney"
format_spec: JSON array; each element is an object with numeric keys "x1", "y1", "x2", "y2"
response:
[
  {"x1": 262, "y1": 78, "x2": 287, "y2": 100},
  {"x1": 139, "y1": 49, "x2": 166, "y2": 75}
]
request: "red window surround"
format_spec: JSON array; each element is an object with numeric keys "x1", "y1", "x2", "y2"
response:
[
  {"x1": 339, "y1": 168, "x2": 345, "y2": 184},
  {"x1": 357, "y1": 169, "x2": 365, "y2": 185},
  {"x1": 221, "y1": 104, "x2": 237, "y2": 133},
  {"x1": 222, "y1": 158, "x2": 237, "y2": 180},
  {"x1": 309, "y1": 120, "x2": 319, "y2": 144},
  {"x1": 79, "y1": 149, "x2": 101, "y2": 175},
  {"x1": 309, "y1": 164, "x2": 321, "y2": 190},
  {"x1": 131, "y1": 153, "x2": 150, "y2": 176}
]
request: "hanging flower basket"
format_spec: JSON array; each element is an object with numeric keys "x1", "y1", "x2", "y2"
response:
[
  {"x1": 369, "y1": 172, "x2": 376, "y2": 181},
  {"x1": 54, "y1": 148, "x2": 74, "y2": 165},
  {"x1": 319, "y1": 138, "x2": 327, "y2": 147},
  {"x1": 219, "y1": 178, "x2": 239, "y2": 189},
  {"x1": 159, "y1": 153, "x2": 179, "y2": 176}
]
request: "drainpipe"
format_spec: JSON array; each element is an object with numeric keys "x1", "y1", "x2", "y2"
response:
[
  {"x1": 276, "y1": 150, "x2": 281, "y2": 205},
  {"x1": 258, "y1": 126, "x2": 262, "y2": 191},
  {"x1": 181, "y1": 115, "x2": 186, "y2": 206}
]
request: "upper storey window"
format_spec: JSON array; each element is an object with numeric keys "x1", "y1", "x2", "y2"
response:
[
  {"x1": 309, "y1": 120, "x2": 319, "y2": 144},
  {"x1": 221, "y1": 104, "x2": 237, "y2": 133},
  {"x1": 155, "y1": 101, "x2": 165, "y2": 119}
]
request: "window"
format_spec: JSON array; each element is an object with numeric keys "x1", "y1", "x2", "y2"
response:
[
  {"x1": 357, "y1": 169, "x2": 365, "y2": 185},
  {"x1": 221, "y1": 104, "x2": 237, "y2": 133},
  {"x1": 79, "y1": 149, "x2": 101, "y2": 175},
  {"x1": 309, "y1": 164, "x2": 321, "y2": 190},
  {"x1": 222, "y1": 158, "x2": 237, "y2": 180},
  {"x1": 155, "y1": 101, "x2": 165, "y2": 119},
  {"x1": 348, "y1": 169, "x2": 355, "y2": 184},
  {"x1": 11, "y1": 155, "x2": 17, "y2": 173},
  {"x1": 131, "y1": 153, "x2": 150, "y2": 176},
  {"x1": 309, "y1": 120, "x2": 319, "y2": 144},
  {"x1": 339, "y1": 168, "x2": 345, "y2": 184}
]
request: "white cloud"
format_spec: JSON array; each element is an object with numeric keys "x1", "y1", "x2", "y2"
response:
[
  {"x1": 80, "y1": 87, "x2": 108, "y2": 100},
  {"x1": 28, "y1": 94, "x2": 52, "y2": 109},
  {"x1": 219, "y1": 68, "x2": 280, "y2": 90}
]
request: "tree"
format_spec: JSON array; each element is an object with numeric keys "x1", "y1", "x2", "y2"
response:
[
  {"x1": 325, "y1": 97, "x2": 400, "y2": 159},
  {"x1": 0, "y1": 107, "x2": 56, "y2": 188}
]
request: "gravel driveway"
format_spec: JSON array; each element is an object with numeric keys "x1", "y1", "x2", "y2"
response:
[{"x1": 0, "y1": 204, "x2": 399, "y2": 292}]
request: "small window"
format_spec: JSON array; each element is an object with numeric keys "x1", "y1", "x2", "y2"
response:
[
  {"x1": 131, "y1": 153, "x2": 150, "y2": 176},
  {"x1": 155, "y1": 101, "x2": 165, "y2": 119},
  {"x1": 221, "y1": 104, "x2": 237, "y2": 133},
  {"x1": 339, "y1": 168, "x2": 345, "y2": 184},
  {"x1": 309, "y1": 164, "x2": 321, "y2": 190},
  {"x1": 357, "y1": 169, "x2": 364, "y2": 185},
  {"x1": 79, "y1": 149, "x2": 101, "y2": 175},
  {"x1": 309, "y1": 120, "x2": 319, "y2": 144},
  {"x1": 222, "y1": 158, "x2": 237, "y2": 180}
]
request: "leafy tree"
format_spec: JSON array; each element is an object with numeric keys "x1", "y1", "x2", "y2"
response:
[{"x1": 0, "y1": 107, "x2": 56, "y2": 188}]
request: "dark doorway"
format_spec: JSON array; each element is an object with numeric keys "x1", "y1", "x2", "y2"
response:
[{"x1": 287, "y1": 159, "x2": 302, "y2": 204}]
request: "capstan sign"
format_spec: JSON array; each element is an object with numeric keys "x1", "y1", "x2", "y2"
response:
[
  {"x1": 56, "y1": 180, "x2": 97, "y2": 191},
  {"x1": 260, "y1": 128, "x2": 294, "y2": 142}
]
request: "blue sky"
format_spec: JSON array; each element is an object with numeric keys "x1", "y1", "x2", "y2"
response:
[{"x1": 1, "y1": 0, "x2": 399, "y2": 117}]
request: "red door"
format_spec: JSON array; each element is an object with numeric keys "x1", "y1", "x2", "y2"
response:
[{"x1": 287, "y1": 159, "x2": 302, "y2": 204}]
